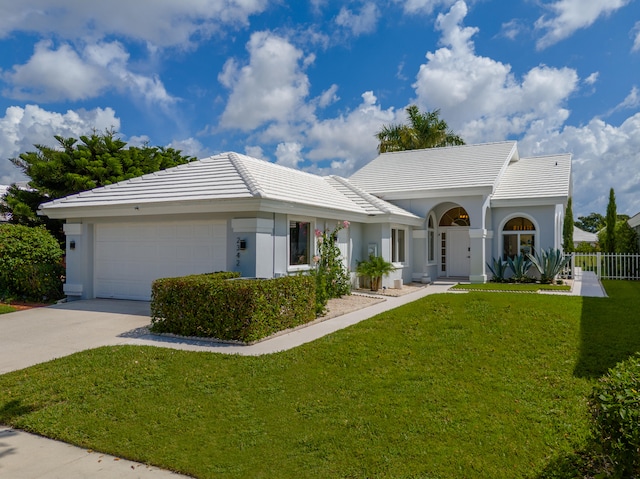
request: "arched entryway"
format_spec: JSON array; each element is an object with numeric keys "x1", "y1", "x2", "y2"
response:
[{"x1": 439, "y1": 206, "x2": 470, "y2": 277}]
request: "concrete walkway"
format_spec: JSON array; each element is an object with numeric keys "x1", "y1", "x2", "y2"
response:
[{"x1": 0, "y1": 274, "x2": 606, "y2": 478}]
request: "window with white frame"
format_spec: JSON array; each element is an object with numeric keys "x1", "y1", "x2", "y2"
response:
[
  {"x1": 502, "y1": 217, "x2": 536, "y2": 260},
  {"x1": 289, "y1": 220, "x2": 312, "y2": 266},
  {"x1": 428, "y1": 215, "x2": 435, "y2": 263},
  {"x1": 391, "y1": 227, "x2": 406, "y2": 263}
]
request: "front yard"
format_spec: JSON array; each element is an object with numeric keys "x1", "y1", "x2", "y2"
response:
[{"x1": 1, "y1": 281, "x2": 639, "y2": 478}]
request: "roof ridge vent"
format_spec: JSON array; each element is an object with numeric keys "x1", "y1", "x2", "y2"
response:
[{"x1": 228, "y1": 152, "x2": 265, "y2": 198}]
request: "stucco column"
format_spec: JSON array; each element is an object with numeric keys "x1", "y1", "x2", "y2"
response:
[{"x1": 469, "y1": 228, "x2": 489, "y2": 283}]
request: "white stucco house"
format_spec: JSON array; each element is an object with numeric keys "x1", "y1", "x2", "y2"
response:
[{"x1": 39, "y1": 141, "x2": 572, "y2": 301}]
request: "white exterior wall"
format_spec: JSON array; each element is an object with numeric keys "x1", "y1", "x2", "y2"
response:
[
  {"x1": 491, "y1": 205, "x2": 560, "y2": 261},
  {"x1": 63, "y1": 213, "x2": 238, "y2": 301},
  {"x1": 390, "y1": 195, "x2": 492, "y2": 283}
]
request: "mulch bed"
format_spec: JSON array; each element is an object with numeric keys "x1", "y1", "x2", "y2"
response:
[{"x1": 0, "y1": 302, "x2": 51, "y2": 311}]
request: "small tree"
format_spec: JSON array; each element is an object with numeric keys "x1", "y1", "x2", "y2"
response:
[
  {"x1": 575, "y1": 212, "x2": 605, "y2": 233},
  {"x1": 311, "y1": 221, "x2": 351, "y2": 315},
  {"x1": 1, "y1": 131, "x2": 194, "y2": 242},
  {"x1": 0, "y1": 224, "x2": 64, "y2": 302},
  {"x1": 604, "y1": 188, "x2": 617, "y2": 253},
  {"x1": 562, "y1": 197, "x2": 574, "y2": 253},
  {"x1": 356, "y1": 255, "x2": 396, "y2": 291}
]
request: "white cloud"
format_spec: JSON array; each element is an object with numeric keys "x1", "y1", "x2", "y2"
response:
[
  {"x1": 0, "y1": 0, "x2": 270, "y2": 48},
  {"x1": 167, "y1": 137, "x2": 208, "y2": 158},
  {"x1": 520, "y1": 114, "x2": 640, "y2": 217},
  {"x1": 632, "y1": 21, "x2": 640, "y2": 52},
  {"x1": 398, "y1": 0, "x2": 456, "y2": 15},
  {"x1": 605, "y1": 86, "x2": 640, "y2": 116},
  {"x1": 335, "y1": 3, "x2": 380, "y2": 36},
  {"x1": 2, "y1": 40, "x2": 110, "y2": 101},
  {"x1": 500, "y1": 19, "x2": 523, "y2": 41},
  {"x1": 317, "y1": 84, "x2": 340, "y2": 108},
  {"x1": 3, "y1": 40, "x2": 175, "y2": 105},
  {"x1": 275, "y1": 142, "x2": 303, "y2": 168},
  {"x1": 535, "y1": 0, "x2": 631, "y2": 50},
  {"x1": 584, "y1": 72, "x2": 599, "y2": 85},
  {"x1": 245, "y1": 145, "x2": 266, "y2": 159},
  {"x1": 413, "y1": 0, "x2": 579, "y2": 143},
  {"x1": 305, "y1": 91, "x2": 398, "y2": 175},
  {"x1": 0, "y1": 105, "x2": 120, "y2": 184},
  {"x1": 218, "y1": 31, "x2": 311, "y2": 131}
]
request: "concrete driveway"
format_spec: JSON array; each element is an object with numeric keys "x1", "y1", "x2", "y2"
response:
[{"x1": 0, "y1": 299, "x2": 151, "y2": 375}]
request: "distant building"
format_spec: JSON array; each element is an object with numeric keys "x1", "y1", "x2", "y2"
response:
[
  {"x1": 629, "y1": 213, "x2": 640, "y2": 251},
  {"x1": 573, "y1": 226, "x2": 598, "y2": 248},
  {"x1": 0, "y1": 185, "x2": 8, "y2": 223}
]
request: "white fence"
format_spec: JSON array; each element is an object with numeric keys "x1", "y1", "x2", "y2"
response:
[{"x1": 566, "y1": 253, "x2": 640, "y2": 280}]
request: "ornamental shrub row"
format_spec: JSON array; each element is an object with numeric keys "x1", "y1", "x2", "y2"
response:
[{"x1": 150, "y1": 272, "x2": 316, "y2": 343}]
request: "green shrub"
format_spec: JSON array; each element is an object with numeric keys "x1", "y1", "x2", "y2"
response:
[
  {"x1": 528, "y1": 247, "x2": 571, "y2": 284},
  {"x1": 487, "y1": 257, "x2": 508, "y2": 282},
  {"x1": 311, "y1": 221, "x2": 351, "y2": 315},
  {"x1": 150, "y1": 273, "x2": 316, "y2": 343},
  {"x1": 506, "y1": 254, "x2": 533, "y2": 282},
  {"x1": 0, "y1": 224, "x2": 64, "y2": 301},
  {"x1": 589, "y1": 353, "x2": 640, "y2": 477},
  {"x1": 356, "y1": 255, "x2": 395, "y2": 291}
]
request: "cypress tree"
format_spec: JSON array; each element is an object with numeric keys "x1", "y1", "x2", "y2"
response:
[
  {"x1": 562, "y1": 197, "x2": 574, "y2": 253},
  {"x1": 604, "y1": 188, "x2": 617, "y2": 253}
]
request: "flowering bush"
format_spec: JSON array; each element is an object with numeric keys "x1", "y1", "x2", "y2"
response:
[{"x1": 311, "y1": 221, "x2": 351, "y2": 315}]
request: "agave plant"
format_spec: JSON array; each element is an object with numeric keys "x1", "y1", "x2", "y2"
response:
[
  {"x1": 506, "y1": 254, "x2": 532, "y2": 283},
  {"x1": 528, "y1": 248, "x2": 571, "y2": 284},
  {"x1": 487, "y1": 257, "x2": 508, "y2": 283}
]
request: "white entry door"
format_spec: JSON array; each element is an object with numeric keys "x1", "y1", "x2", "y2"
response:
[
  {"x1": 94, "y1": 220, "x2": 227, "y2": 300},
  {"x1": 446, "y1": 228, "x2": 470, "y2": 277}
]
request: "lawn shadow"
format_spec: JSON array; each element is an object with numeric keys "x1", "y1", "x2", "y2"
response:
[
  {"x1": 0, "y1": 399, "x2": 35, "y2": 424},
  {"x1": 573, "y1": 281, "x2": 640, "y2": 379}
]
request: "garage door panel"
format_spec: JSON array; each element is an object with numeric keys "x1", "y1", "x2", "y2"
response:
[{"x1": 95, "y1": 221, "x2": 227, "y2": 300}]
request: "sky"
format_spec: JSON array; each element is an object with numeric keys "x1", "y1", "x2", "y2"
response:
[{"x1": 0, "y1": 0, "x2": 639, "y2": 218}]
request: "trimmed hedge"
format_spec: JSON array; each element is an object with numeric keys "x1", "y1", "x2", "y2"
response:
[
  {"x1": 589, "y1": 353, "x2": 640, "y2": 476},
  {"x1": 150, "y1": 273, "x2": 316, "y2": 343}
]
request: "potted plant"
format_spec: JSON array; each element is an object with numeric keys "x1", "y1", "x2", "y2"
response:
[{"x1": 356, "y1": 255, "x2": 396, "y2": 291}]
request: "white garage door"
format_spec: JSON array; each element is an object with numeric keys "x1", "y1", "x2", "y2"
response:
[{"x1": 95, "y1": 221, "x2": 227, "y2": 300}]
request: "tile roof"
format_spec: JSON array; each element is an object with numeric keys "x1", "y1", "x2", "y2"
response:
[
  {"x1": 349, "y1": 141, "x2": 518, "y2": 196},
  {"x1": 574, "y1": 226, "x2": 598, "y2": 243},
  {"x1": 40, "y1": 152, "x2": 419, "y2": 220},
  {"x1": 491, "y1": 154, "x2": 572, "y2": 202}
]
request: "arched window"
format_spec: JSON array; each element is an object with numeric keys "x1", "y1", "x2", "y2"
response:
[
  {"x1": 503, "y1": 217, "x2": 535, "y2": 260},
  {"x1": 439, "y1": 207, "x2": 470, "y2": 227}
]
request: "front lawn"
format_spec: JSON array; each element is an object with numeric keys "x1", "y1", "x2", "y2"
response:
[
  {"x1": 452, "y1": 282, "x2": 571, "y2": 292},
  {"x1": 1, "y1": 281, "x2": 639, "y2": 478},
  {"x1": 0, "y1": 304, "x2": 17, "y2": 314}
]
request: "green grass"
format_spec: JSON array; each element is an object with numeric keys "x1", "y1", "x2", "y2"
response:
[
  {"x1": 1, "y1": 281, "x2": 640, "y2": 478},
  {"x1": 451, "y1": 283, "x2": 571, "y2": 292},
  {"x1": 0, "y1": 304, "x2": 17, "y2": 314}
]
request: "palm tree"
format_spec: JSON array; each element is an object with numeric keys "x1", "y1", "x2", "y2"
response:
[{"x1": 376, "y1": 105, "x2": 464, "y2": 153}]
